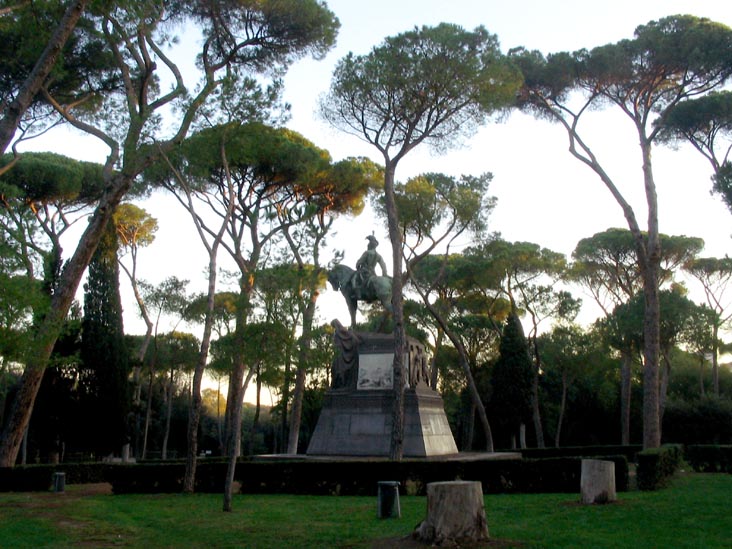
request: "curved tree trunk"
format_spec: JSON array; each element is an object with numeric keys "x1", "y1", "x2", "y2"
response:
[
  {"x1": 415, "y1": 281, "x2": 494, "y2": 452},
  {"x1": 0, "y1": 173, "x2": 133, "y2": 467},
  {"x1": 0, "y1": 0, "x2": 89, "y2": 157},
  {"x1": 181, "y1": 153, "x2": 232, "y2": 493},
  {"x1": 620, "y1": 349, "x2": 632, "y2": 445}
]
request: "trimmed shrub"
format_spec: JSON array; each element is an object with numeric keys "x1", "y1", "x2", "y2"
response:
[
  {"x1": 104, "y1": 460, "x2": 232, "y2": 493},
  {"x1": 636, "y1": 444, "x2": 682, "y2": 491},
  {"x1": 0, "y1": 466, "x2": 53, "y2": 492},
  {"x1": 53, "y1": 463, "x2": 108, "y2": 484},
  {"x1": 104, "y1": 463, "x2": 185, "y2": 493},
  {"x1": 237, "y1": 456, "x2": 629, "y2": 496},
  {"x1": 1, "y1": 456, "x2": 630, "y2": 496},
  {"x1": 0, "y1": 462, "x2": 122, "y2": 492},
  {"x1": 520, "y1": 445, "x2": 641, "y2": 462},
  {"x1": 685, "y1": 445, "x2": 732, "y2": 473}
]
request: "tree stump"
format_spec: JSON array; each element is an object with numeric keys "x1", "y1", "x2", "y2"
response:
[
  {"x1": 413, "y1": 480, "x2": 489, "y2": 545},
  {"x1": 580, "y1": 459, "x2": 616, "y2": 504}
]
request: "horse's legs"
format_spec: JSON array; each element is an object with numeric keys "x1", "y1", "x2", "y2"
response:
[
  {"x1": 348, "y1": 296, "x2": 358, "y2": 328},
  {"x1": 379, "y1": 291, "x2": 394, "y2": 313}
]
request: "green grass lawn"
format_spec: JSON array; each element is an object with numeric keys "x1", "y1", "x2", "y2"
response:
[{"x1": 1, "y1": 473, "x2": 730, "y2": 548}]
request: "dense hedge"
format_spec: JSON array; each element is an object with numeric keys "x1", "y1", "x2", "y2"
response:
[
  {"x1": 0, "y1": 466, "x2": 54, "y2": 492},
  {"x1": 103, "y1": 460, "x2": 232, "y2": 494},
  {"x1": 236, "y1": 455, "x2": 629, "y2": 496},
  {"x1": 685, "y1": 445, "x2": 732, "y2": 473},
  {"x1": 520, "y1": 445, "x2": 642, "y2": 462},
  {"x1": 0, "y1": 463, "x2": 108, "y2": 492},
  {"x1": 2, "y1": 456, "x2": 630, "y2": 495},
  {"x1": 636, "y1": 444, "x2": 682, "y2": 491}
]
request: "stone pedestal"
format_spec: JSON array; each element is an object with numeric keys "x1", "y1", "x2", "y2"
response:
[{"x1": 307, "y1": 331, "x2": 458, "y2": 457}]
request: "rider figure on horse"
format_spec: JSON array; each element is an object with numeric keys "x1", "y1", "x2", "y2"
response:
[{"x1": 353, "y1": 235, "x2": 387, "y2": 299}]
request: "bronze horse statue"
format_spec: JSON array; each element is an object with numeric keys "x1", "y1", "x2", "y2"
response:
[{"x1": 327, "y1": 264, "x2": 393, "y2": 328}]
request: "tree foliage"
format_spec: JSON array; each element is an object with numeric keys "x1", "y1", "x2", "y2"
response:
[
  {"x1": 0, "y1": 0, "x2": 340, "y2": 469},
  {"x1": 489, "y1": 312, "x2": 534, "y2": 447},
  {"x1": 512, "y1": 15, "x2": 732, "y2": 447},
  {"x1": 659, "y1": 91, "x2": 732, "y2": 212},
  {"x1": 79, "y1": 217, "x2": 130, "y2": 457},
  {"x1": 321, "y1": 23, "x2": 522, "y2": 458}
]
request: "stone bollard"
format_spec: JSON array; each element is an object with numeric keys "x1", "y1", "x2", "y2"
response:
[
  {"x1": 580, "y1": 459, "x2": 616, "y2": 504},
  {"x1": 52, "y1": 472, "x2": 66, "y2": 493},
  {"x1": 377, "y1": 481, "x2": 401, "y2": 518}
]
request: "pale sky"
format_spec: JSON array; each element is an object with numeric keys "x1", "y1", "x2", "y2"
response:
[
  {"x1": 281, "y1": 0, "x2": 732, "y2": 326},
  {"x1": 17, "y1": 0, "x2": 732, "y2": 337}
]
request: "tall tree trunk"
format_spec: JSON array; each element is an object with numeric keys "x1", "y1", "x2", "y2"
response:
[
  {"x1": 287, "y1": 294, "x2": 317, "y2": 454},
  {"x1": 639, "y1": 142, "x2": 662, "y2": 450},
  {"x1": 247, "y1": 366, "x2": 261, "y2": 455},
  {"x1": 519, "y1": 423, "x2": 527, "y2": 449},
  {"x1": 182, "y1": 158, "x2": 231, "y2": 493},
  {"x1": 383, "y1": 163, "x2": 406, "y2": 461},
  {"x1": 0, "y1": 172, "x2": 133, "y2": 467},
  {"x1": 0, "y1": 0, "x2": 88, "y2": 157},
  {"x1": 555, "y1": 371, "x2": 568, "y2": 448},
  {"x1": 161, "y1": 366, "x2": 174, "y2": 460},
  {"x1": 430, "y1": 329, "x2": 445, "y2": 390},
  {"x1": 699, "y1": 356, "x2": 706, "y2": 397},
  {"x1": 463, "y1": 402, "x2": 475, "y2": 451},
  {"x1": 222, "y1": 366, "x2": 255, "y2": 512},
  {"x1": 620, "y1": 349, "x2": 632, "y2": 445},
  {"x1": 712, "y1": 323, "x2": 720, "y2": 396},
  {"x1": 529, "y1": 333, "x2": 545, "y2": 448},
  {"x1": 279, "y1": 359, "x2": 291, "y2": 453},
  {"x1": 531, "y1": 367, "x2": 545, "y2": 448},
  {"x1": 120, "y1": 264, "x2": 153, "y2": 457},
  {"x1": 141, "y1": 365, "x2": 155, "y2": 460},
  {"x1": 659, "y1": 351, "x2": 672, "y2": 437},
  {"x1": 217, "y1": 380, "x2": 224, "y2": 451},
  {"x1": 287, "y1": 365, "x2": 306, "y2": 454}
]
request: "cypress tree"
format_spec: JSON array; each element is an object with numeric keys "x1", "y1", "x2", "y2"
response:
[
  {"x1": 80, "y1": 218, "x2": 130, "y2": 457},
  {"x1": 489, "y1": 311, "x2": 533, "y2": 448}
]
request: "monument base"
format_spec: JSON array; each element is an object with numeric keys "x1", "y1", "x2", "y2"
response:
[{"x1": 306, "y1": 385, "x2": 458, "y2": 457}]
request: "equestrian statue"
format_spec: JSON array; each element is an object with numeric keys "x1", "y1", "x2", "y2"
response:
[{"x1": 327, "y1": 235, "x2": 393, "y2": 328}]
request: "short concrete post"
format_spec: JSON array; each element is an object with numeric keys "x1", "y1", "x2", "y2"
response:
[
  {"x1": 414, "y1": 480, "x2": 489, "y2": 544},
  {"x1": 52, "y1": 472, "x2": 66, "y2": 493},
  {"x1": 580, "y1": 459, "x2": 616, "y2": 504},
  {"x1": 377, "y1": 481, "x2": 401, "y2": 518}
]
